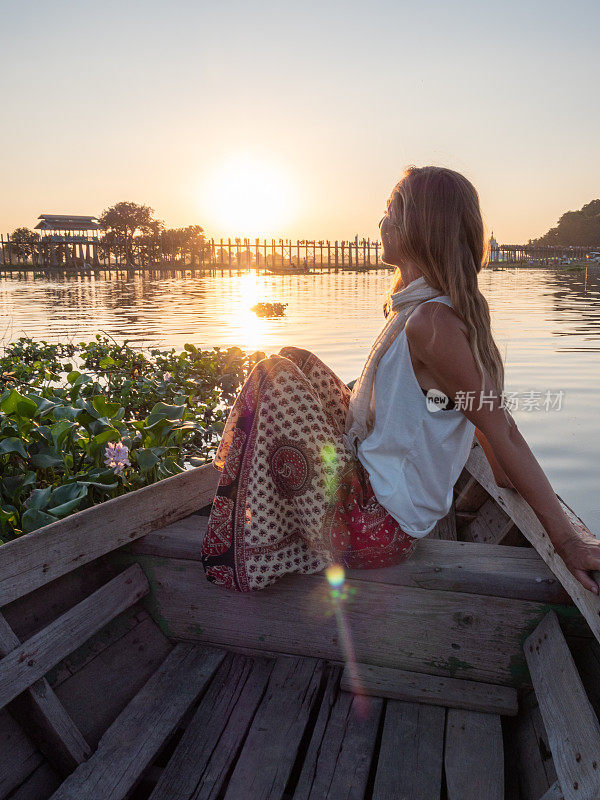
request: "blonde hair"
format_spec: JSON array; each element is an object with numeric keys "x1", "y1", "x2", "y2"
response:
[{"x1": 384, "y1": 165, "x2": 504, "y2": 395}]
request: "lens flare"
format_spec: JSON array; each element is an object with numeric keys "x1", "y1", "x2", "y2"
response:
[
  {"x1": 324, "y1": 564, "x2": 370, "y2": 717},
  {"x1": 326, "y1": 563, "x2": 345, "y2": 588},
  {"x1": 321, "y1": 442, "x2": 339, "y2": 499}
]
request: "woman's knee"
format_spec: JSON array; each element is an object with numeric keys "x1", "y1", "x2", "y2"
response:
[{"x1": 279, "y1": 346, "x2": 312, "y2": 367}]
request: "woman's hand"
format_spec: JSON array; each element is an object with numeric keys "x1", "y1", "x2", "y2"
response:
[{"x1": 554, "y1": 527, "x2": 600, "y2": 594}]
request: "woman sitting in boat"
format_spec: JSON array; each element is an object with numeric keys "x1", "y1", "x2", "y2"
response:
[{"x1": 201, "y1": 165, "x2": 600, "y2": 594}]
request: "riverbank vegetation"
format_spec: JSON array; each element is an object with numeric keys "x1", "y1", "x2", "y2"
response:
[
  {"x1": 0, "y1": 336, "x2": 263, "y2": 542},
  {"x1": 532, "y1": 199, "x2": 600, "y2": 246}
]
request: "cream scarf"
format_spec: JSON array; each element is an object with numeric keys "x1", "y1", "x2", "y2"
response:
[{"x1": 343, "y1": 275, "x2": 442, "y2": 457}]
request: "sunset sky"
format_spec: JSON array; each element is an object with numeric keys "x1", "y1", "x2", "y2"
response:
[{"x1": 1, "y1": 0, "x2": 598, "y2": 244}]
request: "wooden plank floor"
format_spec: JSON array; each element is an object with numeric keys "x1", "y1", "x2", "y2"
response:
[{"x1": 126, "y1": 649, "x2": 517, "y2": 800}]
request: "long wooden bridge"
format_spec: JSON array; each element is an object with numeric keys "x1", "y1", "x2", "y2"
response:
[{"x1": 0, "y1": 231, "x2": 596, "y2": 273}]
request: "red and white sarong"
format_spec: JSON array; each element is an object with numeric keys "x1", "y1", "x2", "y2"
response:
[{"x1": 201, "y1": 347, "x2": 416, "y2": 592}]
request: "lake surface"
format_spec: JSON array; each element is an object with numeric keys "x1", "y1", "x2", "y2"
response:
[{"x1": 1, "y1": 266, "x2": 599, "y2": 531}]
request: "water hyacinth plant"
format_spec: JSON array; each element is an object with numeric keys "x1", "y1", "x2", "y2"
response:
[
  {"x1": 0, "y1": 335, "x2": 265, "y2": 543},
  {"x1": 104, "y1": 441, "x2": 132, "y2": 475}
]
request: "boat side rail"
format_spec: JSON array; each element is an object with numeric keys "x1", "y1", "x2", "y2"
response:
[
  {"x1": 465, "y1": 442, "x2": 600, "y2": 648},
  {"x1": 0, "y1": 463, "x2": 219, "y2": 608}
]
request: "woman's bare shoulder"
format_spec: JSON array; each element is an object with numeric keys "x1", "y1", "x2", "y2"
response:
[
  {"x1": 405, "y1": 299, "x2": 489, "y2": 398},
  {"x1": 405, "y1": 301, "x2": 469, "y2": 349}
]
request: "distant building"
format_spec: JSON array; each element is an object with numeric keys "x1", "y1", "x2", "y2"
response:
[
  {"x1": 35, "y1": 214, "x2": 101, "y2": 266},
  {"x1": 488, "y1": 231, "x2": 499, "y2": 261}
]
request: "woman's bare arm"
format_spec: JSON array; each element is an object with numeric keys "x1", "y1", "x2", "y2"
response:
[
  {"x1": 406, "y1": 302, "x2": 600, "y2": 593},
  {"x1": 474, "y1": 427, "x2": 514, "y2": 489}
]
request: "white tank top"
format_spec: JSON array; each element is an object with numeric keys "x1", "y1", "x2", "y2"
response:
[{"x1": 357, "y1": 296, "x2": 475, "y2": 538}]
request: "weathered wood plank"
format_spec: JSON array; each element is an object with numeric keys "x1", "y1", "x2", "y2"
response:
[
  {"x1": 586, "y1": 636, "x2": 600, "y2": 670},
  {"x1": 7, "y1": 689, "x2": 89, "y2": 779},
  {"x1": 55, "y1": 615, "x2": 172, "y2": 747},
  {"x1": 0, "y1": 463, "x2": 219, "y2": 606},
  {"x1": 570, "y1": 639, "x2": 600, "y2": 720},
  {"x1": 2, "y1": 557, "x2": 120, "y2": 641},
  {"x1": 465, "y1": 443, "x2": 600, "y2": 644},
  {"x1": 507, "y1": 688, "x2": 557, "y2": 800},
  {"x1": 527, "y1": 689, "x2": 560, "y2": 790},
  {"x1": 445, "y1": 709, "x2": 504, "y2": 800},
  {"x1": 293, "y1": 666, "x2": 383, "y2": 800},
  {"x1": 7, "y1": 763, "x2": 61, "y2": 800},
  {"x1": 372, "y1": 701, "x2": 445, "y2": 800},
  {"x1": 128, "y1": 527, "x2": 568, "y2": 603},
  {"x1": 501, "y1": 714, "x2": 523, "y2": 800},
  {"x1": 454, "y1": 471, "x2": 490, "y2": 512},
  {"x1": 347, "y1": 540, "x2": 570, "y2": 604},
  {"x1": 130, "y1": 516, "x2": 209, "y2": 560},
  {"x1": 455, "y1": 510, "x2": 477, "y2": 527},
  {"x1": 340, "y1": 662, "x2": 517, "y2": 715},
  {"x1": 50, "y1": 644, "x2": 226, "y2": 800},
  {"x1": 0, "y1": 612, "x2": 90, "y2": 774},
  {"x1": 153, "y1": 514, "x2": 211, "y2": 535},
  {"x1": 48, "y1": 607, "x2": 148, "y2": 690},
  {"x1": 148, "y1": 653, "x2": 274, "y2": 800},
  {"x1": 428, "y1": 504, "x2": 457, "y2": 541},
  {"x1": 539, "y1": 782, "x2": 564, "y2": 800},
  {"x1": 0, "y1": 707, "x2": 43, "y2": 799},
  {"x1": 461, "y1": 497, "x2": 518, "y2": 545},
  {"x1": 222, "y1": 656, "x2": 326, "y2": 800},
  {"x1": 524, "y1": 611, "x2": 600, "y2": 800},
  {"x1": 0, "y1": 565, "x2": 148, "y2": 711},
  {"x1": 132, "y1": 554, "x2": 582, "y2": 687}
]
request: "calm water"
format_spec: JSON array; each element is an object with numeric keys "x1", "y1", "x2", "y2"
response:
[{"x1": 2, "y1": 266, "x2": 599, "y2": 531}]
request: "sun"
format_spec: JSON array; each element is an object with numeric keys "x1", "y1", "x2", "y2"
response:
[{"x1": 203, "y1": 154, "x2": 296, "y2": 237}]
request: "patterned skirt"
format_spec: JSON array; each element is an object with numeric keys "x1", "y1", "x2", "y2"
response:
[{"x1": 201, "y1": 347, "x2": 417, "y2": 592}]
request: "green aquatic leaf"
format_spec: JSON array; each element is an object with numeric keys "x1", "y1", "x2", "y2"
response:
[
  {"x1": 92, "y1": 395, "x2": 123, "y2": 419},
  {"x1": 48, "y1": 482, "x2": 88, "y2": 507},
  {"x1": 24, "y1": 486, "x2": 52, "y2": 510},
  {"x1": 16, "y1": 398, "x2": 39, "y2": 419},
  {"x1": 0, "y1": 506, "x2": 16, "y2": 524},
  {"x1": 50, "y1": 420, "x2": 77, "y2": 449},
  {"x1": 1, "y1": 390, "x2": 37, "y2": 417},
  {"x1": 2, "y1": 472, "x2": 36, "y2": 498},
  {"x1": 30, "y1": 447, "x2": 64, "y2": 469},
  {"x1": 22, "y1": 508, "x2": 57, "y2": 533},
  {"x1": 46, "y1": 497, "x2": 86, "y2": 518},
  {"x1": 145, "y1": 402, "x2": 186, "y2": 427},
  {"x1": 32, "y1": 396, "x2": 59, "y2": 418},
  {"x1": 92, "y1": 429, "x2": 120, "y2": 446},
  {"x1": 53, "y1": 405, "x2": 84, "y2": 421},
  {"x1": 136, "y1": 448, "x2": 160, "y2": 472},
  {"x1": 71, "y1": 373, "x2": 93, "y2": 388},
  {"x1": 0, "y1": 437, "x2": 28, "y2": 458}
]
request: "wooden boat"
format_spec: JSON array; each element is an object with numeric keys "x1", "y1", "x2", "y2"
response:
[{"x1": 1, "y1": 440, "x2": 600, "y2": 799}]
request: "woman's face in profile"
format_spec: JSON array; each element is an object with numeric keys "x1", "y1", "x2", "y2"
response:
[{"x1": 379, "y1": 214, "x2": 398, "y2": 267}]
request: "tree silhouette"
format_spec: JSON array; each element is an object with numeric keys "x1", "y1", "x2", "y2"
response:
[
  {"x1": 10, "y1": 227, "x2": 40, "y2": 259},
  {"x1": 99, "y1": 201, "x2": 164, "y2": 263},
  {"x1": 533, "y1": 200, "x2": 600, "y2": 246}
]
